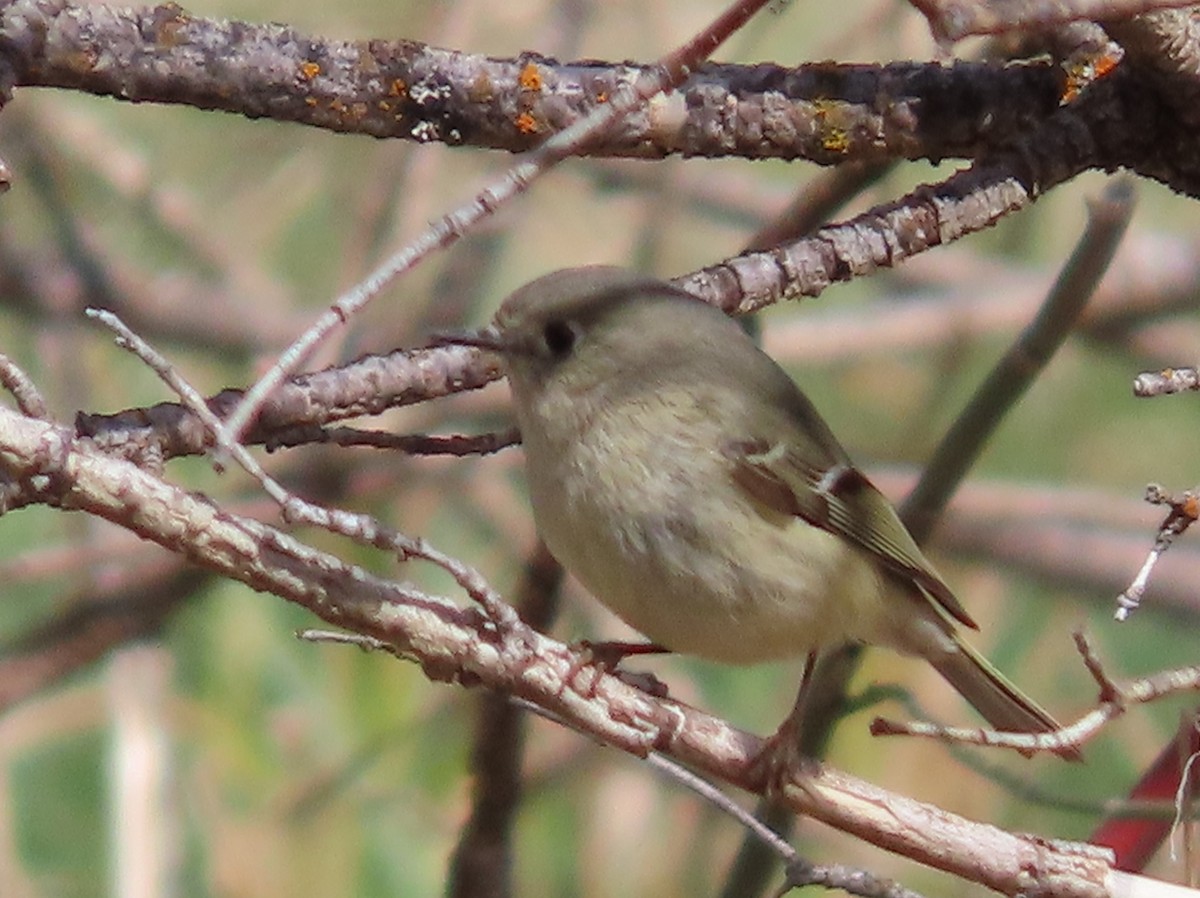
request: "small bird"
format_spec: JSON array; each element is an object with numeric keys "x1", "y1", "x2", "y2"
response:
[{"x1": 444, "y1": 266, "x2": 1072, "y2": 762}]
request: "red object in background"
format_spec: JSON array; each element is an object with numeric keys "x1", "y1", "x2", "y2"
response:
[{"x1": 1090, "y1": 711, "x2": 1200, "y2": 872}]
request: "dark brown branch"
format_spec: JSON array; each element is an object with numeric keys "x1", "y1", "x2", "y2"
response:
[
  {"x1": 12, "y1": 3, "x2": 1200, "y2": 197},
  {"x1": 0, "y1": 1, "x2": 1064, "y2": 162},
  {"x1": 448, "y1": 542, "x2": 563, "y2": 898},
  {"x1": 263, "y1": 425, "x2": 520, "y2": 457}
]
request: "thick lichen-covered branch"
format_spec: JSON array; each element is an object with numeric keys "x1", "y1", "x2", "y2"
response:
[{"x1": 0, "y1": 0, "x2": 1063, "y2": 162}]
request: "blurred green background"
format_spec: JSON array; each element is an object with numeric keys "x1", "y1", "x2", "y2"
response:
[{"x1": 1, "y1": 0, "x2": 1199, "y2": 896}]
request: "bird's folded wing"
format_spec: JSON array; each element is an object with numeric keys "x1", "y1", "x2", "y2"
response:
[{"x1": 725, "y1": 438, "x2": 977, "y2": 631}]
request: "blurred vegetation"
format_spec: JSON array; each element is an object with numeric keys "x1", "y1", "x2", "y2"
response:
[{"x1": 1, "y1": 1, "x2": 1199, "y2": 896}]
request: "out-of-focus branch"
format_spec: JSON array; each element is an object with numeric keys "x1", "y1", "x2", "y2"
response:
[
  {"x1": 902, "y1": 177, "x2": 1135, "y2": 541},
  {"x1": 0, "y1": 567, "x2": 204, "y2": 714},
  {"x1": 448, "y1": 541, "x2": 563, "y2": 898}
]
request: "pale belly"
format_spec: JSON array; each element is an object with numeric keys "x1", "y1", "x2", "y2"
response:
[{"x1": 527, "y1": 434, "x2": 905, "y2": 665}]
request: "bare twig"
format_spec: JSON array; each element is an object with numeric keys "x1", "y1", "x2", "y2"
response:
[
  {"x1": 1134, "y1": 366, "x2": 1200, "y2": 396},
  {"x1": 296, "y1": 629, "x2": 392, "y2": 653},
  {"x1": 775, "y1": 859, "x2": 926, "y2": 898},
  {"x1": 1075, "y1": 630, "x2": 1122, "y2": 703},
  {"x1": 871, "y1": 633, "x2": 1200, "y2": 757},
  {"x1": 264, "y1": 425, "x2": 520, "y2": 456},
  {"x1": 86, "y1": 306, "x2": 523, "y2": 631},
  {"x1": 1115, "y1": 484, "x2": 1200, "y2": 621},
  {"x1": 218, "y1": 0, "x2": 775, "y2": 450},
  {"x1": 0, "y1": 353, "x2": 48, "y2": 419},
  {"x1": 74, "y1": 343, "x2": 504, "y2": 464},
  {"x1": 514, "y1": 697, "x2": 926, "y2": 898}
]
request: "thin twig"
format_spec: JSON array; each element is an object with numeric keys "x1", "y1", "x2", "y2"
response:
[
  {"x1": 1075, "y1": 631, "x2": 1122, "y2": 703},
  {"x1": 1134, "y1": 367, "x2": 1200, "y2": 396},
  {"x1": 0, "y1": 353, "x2": 48, "y2": 419},
  {"x1": 513, "y1": 697, "x2": 924, "y2": 898},
  {"x1": 871, "y1": 634, "x2": 1200, "y2": 757},
  {"x1": 1115, "y1": 485, "x2": 1200, "y2": 621},
  {"x1": 264, "y1": 425, "x2": 520, "y2": 456},
  {"x1": 85, "y1": 307, "x2": 523, "y2": 632},
  {"x1": 297, "y1": 629, "x2": 392, "y2": 653},
  {"x1": 217, "y1": 0, "x2": 775, "y2": 449}
]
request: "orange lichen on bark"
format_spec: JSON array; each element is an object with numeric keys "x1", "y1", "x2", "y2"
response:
[
  {"x1": 1061, "y1": 50, "x2": 1121, "y2": 103},
  {"x1": 515, "y1": 112, "x2": 539, "y2": 134},
  {"x1": 298, "y1": 61, "x2": 320, "y2": 81},
  {"x1": 518, "y1": 62, "x2": 543, "y2": 91},
  {"x1": 1182, "y1": 493, "x2": 1200, "y2": 520},
  {"x1": 822, "y1": 128, "x2": 850, "y2": 154},
  {"x1": 812, "y1": 99, "x2": 851, "y2": 155}
]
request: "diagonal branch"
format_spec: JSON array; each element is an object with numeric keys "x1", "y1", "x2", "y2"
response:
[{"x1": 0, "y1": 403, "x2": 1119, "y2": 897}]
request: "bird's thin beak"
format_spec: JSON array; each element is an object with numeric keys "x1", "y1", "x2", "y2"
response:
[{"x1": 427, "y1": 324, "x2": 508, "y2": 353}]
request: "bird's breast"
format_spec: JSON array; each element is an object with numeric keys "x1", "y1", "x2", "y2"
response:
[{"x1": 520, "y1": 393, "x2": 893, "y2": 664}]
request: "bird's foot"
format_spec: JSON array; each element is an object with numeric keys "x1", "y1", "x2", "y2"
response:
[
  {"x1": 748, "y1": 718, "x2": 812, "y2": 798},
  {"x1": 565, "y1": 640, "x2": 671, "y2": 698}
]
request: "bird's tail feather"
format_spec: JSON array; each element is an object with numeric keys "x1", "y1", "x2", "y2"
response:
[{"x1": 930, "y1": 633, "x2": 1082, "y2": 762}]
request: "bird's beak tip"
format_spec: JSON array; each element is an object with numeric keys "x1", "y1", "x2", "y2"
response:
[{"x1": 427, "y1": 325, "x2": 506, "y2": 353}]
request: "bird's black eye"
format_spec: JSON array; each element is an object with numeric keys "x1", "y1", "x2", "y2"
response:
[{"x1": 542, "y1": 320, "x2": 577, "y2": 358}]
